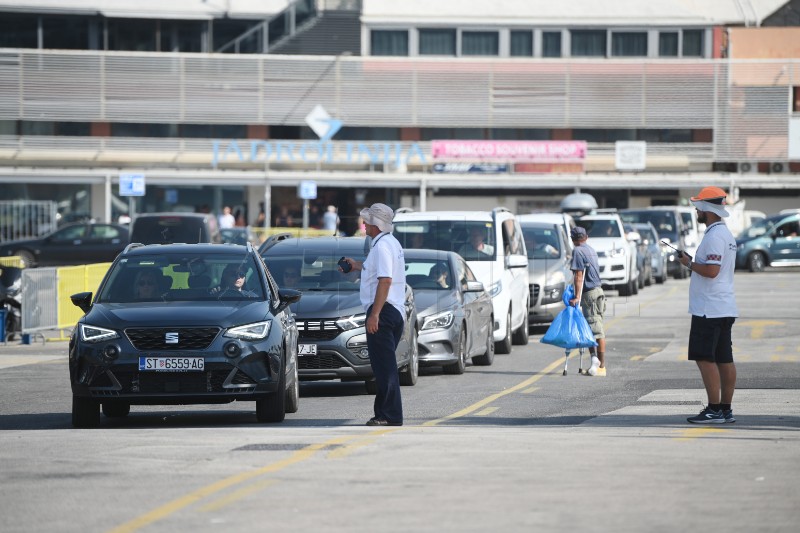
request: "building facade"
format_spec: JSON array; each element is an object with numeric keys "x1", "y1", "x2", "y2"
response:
[{"x1": 1, "y1": 0, "x2": 799, "y2": 235}]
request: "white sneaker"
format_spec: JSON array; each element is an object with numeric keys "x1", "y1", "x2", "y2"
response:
[{"x1": 586, "y1": 356, "x2": 600, "y2": 375}]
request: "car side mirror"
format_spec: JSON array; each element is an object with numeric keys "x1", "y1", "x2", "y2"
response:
[
  {"x1": 275, "y1": 288, "x2": 302, "y2": 313},
  {"x1": 70, "y1": 291, "x2": 93, "y2": 314},
  {"x1": 506, "y1": 255, "x2": 528, "y2": 269},
  {"x1": 464, "y1": 281, "x2": 485, "y2": 293}
]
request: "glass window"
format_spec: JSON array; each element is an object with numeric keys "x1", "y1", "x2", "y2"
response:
[
  {"x1": 683, "y1": 30, "x2": 704, "y2": 57},
  {"x1": 611, "y1": 32, "x2": 647, "y2": 57},
  {"x1": 160, "y1": 21, "x2": 204, "y2": 53},
  {"x1": 571, "y1": 30, "x2": 606, "y2": 57},
  {"x1": 542, "y1": 31, "x2": 562, "y2": 57},
  {"x1": 371, "y1": 30, "x2": 409, "y2": 56},
  {"x1": 0, "y1": 14, "x2": 37, "y2": 48},
  {"x1": 419, "y1": 29, "x2": 456, "y2": 56},
  {"x1": 43, "y1": 16, "x2": 89, "y2": 50},
  {"x1": 462, "y1": 31, "x2": 499, "y2": 56},
  {"x1": 108, "y1": 18, "x2": 157, "y2": 52},
  {"x1": 510, "y1": 31, "x2": 533, "y2": 56},
  {"x1": 659, "y1": 32, "x2": 679, "y2": 56},
  {"x1": 213, "y1": 19, "x2": 261, "y2": 52}
]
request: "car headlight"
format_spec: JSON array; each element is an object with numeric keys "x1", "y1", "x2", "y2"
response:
[
  {"x1": 487, "y1": 280, "x2": 502, "y2": 297},
  {"x1": 541, "y1": 283, "x2": 564, "y2": 305},
  {"x1": 336, "y1": 313, "x2": 366, "y2": 331},
  {"x1": 225, "y1": 321, "x2": 271, "y2": 340},
  {"x1": 421, "y1": 310, "x2": 454, "y2": 331},
  {"x1": 79, "y1": 324, "x2": 120, "y2": 343}
]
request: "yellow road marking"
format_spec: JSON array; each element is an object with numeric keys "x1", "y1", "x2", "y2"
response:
[
  {"x1": 521, "y1": 386, "x2": 540, "y2": 394},
  {"x1": 476, "y1": 407, "x2": 498, "y2": 416},
  {"x1": 630, "y1": 355, "x2": 645, "y2": 361},
  {"x1": 200, "y1": 479, "x2": 278, "y2": 513},
  {"x1": 675, "y1": 427, "x2": 728, "y2": 441},
  {"x1": 737, "y1": 319, "x2": 784, "y2": 340}
]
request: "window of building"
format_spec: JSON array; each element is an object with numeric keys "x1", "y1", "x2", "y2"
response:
[
  {"x1": 489, "y1": 128, "x2": 550, "y2": 140},
  {"x1": 420, "y1": 127, "x2": 485, "y2": 141},
  {"x1": 0, "y1": 13, "x2": 37, "y2": 48},
  {"x1": 108, "y1": 18, "x2": 157, "y2": 52},
  {"x1": 43, "y1": 16, "x2": 89, "y2": 50},
  {"x1": 682, "y1": 30, "x2": 704, "y2": 57},
  {"x1": 462, "y1": 31, "x2": 499, "y2": 56},
  {"x1": 570, "y1": 30, "x2": 606, "y2": 57},
  {"x1": 213, "y1": 19, "x2": 262, "y2": 53},
  {"x1": 335, "y1": 127, "x2": 401, "y2": 141},
  {"x1": 611, "y1": 32, "x2": 647, "y2": 57},
  {"x1": 111, "y1": 123, "x2": 175, "y2": 137},
  {"x1": 659, "y1": 32, "x2": 679, "y2": 56},
  {"x1": 510, "y1": 31, "x2": 533, "y2": 56},
  {"x1": 160, "y1": 21, "x2": 205, "y2": 53},
  {"x1": 419, "y1": 29, "x2": 456, "y2": 55},
  {"x1": 371, "y1": 30, "x2": 409, "y2": 56},
  {"x1": 542, "y1": 31, "x2": 562, "y2": 57},
  {"x1": 182, "y1": 124, "x2": 245, "y2": 139}
]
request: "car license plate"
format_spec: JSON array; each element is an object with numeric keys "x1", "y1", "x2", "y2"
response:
[
  {"x1": 138, "y1": 356, "x2": 205, "y2": 372},
  {"x1": 298, "y1": 344, "x2": 317, "y2": 356}
]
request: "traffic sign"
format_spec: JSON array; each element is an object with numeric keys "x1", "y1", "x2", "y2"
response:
[
  {"x1": 298, "y1": 180, "x2": 317, "y2": 200},
  {"x1": 120, "y1": 173, "x2": 146, "y2": 196}
]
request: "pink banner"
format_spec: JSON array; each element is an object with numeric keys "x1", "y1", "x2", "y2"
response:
[{"x1": 431, "y1": 140, "x2": 587, "y2": 163}]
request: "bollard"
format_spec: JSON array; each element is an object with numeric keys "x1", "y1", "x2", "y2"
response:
[
  {"x1": 21, "y1": 333, "x2": 31, "y2": 345},
  {"x1": 0, "y1": 309, "x2": 5, "y2": 342}
]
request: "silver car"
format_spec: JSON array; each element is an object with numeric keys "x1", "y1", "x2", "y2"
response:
[
  {"x1": 404, "y1": 249, "x2": 495, "y2": 374},
  {"x1": 518, "y1": 221, "x2": 574, "y2": 325}
]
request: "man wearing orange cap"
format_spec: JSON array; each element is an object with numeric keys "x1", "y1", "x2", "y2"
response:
[{"x1": 682, "y1": 187, "x2": 738, "y2": 424}]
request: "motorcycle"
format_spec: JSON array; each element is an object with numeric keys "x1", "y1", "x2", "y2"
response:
[{"x1": 0, "y1": 265, "x2": 22, "y2": 341}]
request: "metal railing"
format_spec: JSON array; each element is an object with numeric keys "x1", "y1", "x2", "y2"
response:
[{"x1": 0, "y1": 200, "x2": 58, "y2": 242}]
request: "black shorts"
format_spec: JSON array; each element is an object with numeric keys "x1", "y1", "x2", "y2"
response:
[{"x1": 688, "y1": 315, "x2": 736, "y2": 363}]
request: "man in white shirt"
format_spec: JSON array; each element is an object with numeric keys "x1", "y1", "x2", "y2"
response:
[
  {"x1": 680, "y1": 186, "x2": 739, "y2": 425},
  {"x1": 458, "y1": 226, "x2": 494, "y2": 258},
  {"x1": 340, "y1": 203, "x2": 406, "y2": 426},
  {"x1": 218, "y1": 206, "x2": 235, "y2": 229}
]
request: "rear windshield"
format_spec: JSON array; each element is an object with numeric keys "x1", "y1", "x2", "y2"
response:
[
  {"x1": 520, "y1": 225, "x2": 562, "y2": 259},
  {"x1": 575, "y1": 219, "x2": 622, "y2": 239},
  {"x1": 96, "y1": 252, "x2": 265, "y2": 302},
  {"x1": 393, "y1": 220, "x2": 497, "y2": 261},
  {"x1": 131, "y1": 216, "x2": 208, "y2": 244},
  {"x1": 263, "y1": 246, "x2": 366, "y2": 291},
  {"x1": 620, "y1": 211, "x2": 679, "y2": 241}
]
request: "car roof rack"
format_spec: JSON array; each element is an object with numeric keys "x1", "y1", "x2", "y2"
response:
[
  {"x1": 257, "y1": 232, "x2": 293, "y2": 254},
  {"x1": 492, "y1": 207, "x2": 512, "y2": 214},
  {"x1": 122, "y1": 243, "x2": 146, "y2": 253},
  {"x1": 594, "y1": 208, "x2": 619, "y2": 214},
  {"x1": 395, "y1": 207, "x2": 414, "y2": 214}
]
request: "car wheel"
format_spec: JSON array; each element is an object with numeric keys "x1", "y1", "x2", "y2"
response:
[
  {"x1": 511, "y1": 304, "x2": 529, "y2": 345},
  {"x1": 472, "y1": 317, "x2": 495, "y2": 366},
  {"x1": 443, "y1": 328, "x2": 467, "y2": 375},
  {"x1": 632, "y1": 277, "x2": 639, "y2": 295},
  {"x1": 617, "y1": 280, "x2": 631, "y2": 296},
  {"x1": 102, "y1": 402, "x2": 130, "y2": 418},
  {"x1": 645, "y1": 266, "x2": 654, "y2": 286},
  {"x1": 256, "y1": 357, "x2": 286, "y2": 423},
  {"x1": 364, "y1": 379, "x2": 378, "y2": 395},
  {"x1": 495, "y1": 309, "x2": 512, "y2": 354},
  {"x1": 747, "y1": 252, "x2": 766, "y2": 273},
  {"x1": 399, "y1": 328, "x2": 419, "y2": 386},
  {"x1": 72, "y1": 396, "x2": 99, "y2": 428},
  {"x1": 16, "y1": 250, "x2": 36, "y2": 268},
  {"x1": 285, "y1": 355, "x2": 299, "y2": 414}
]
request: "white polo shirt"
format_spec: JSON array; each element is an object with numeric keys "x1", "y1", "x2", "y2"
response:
[
  {"x1": 360, "y1": 232, "x2": 407, "y2": 320},
  {"x1": 688, "y1": 221, "x2": 738, "y2": 318}
]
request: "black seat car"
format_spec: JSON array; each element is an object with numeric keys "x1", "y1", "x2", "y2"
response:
[
  {"x1": 129, "y1": 212, "x2": 222, "y2": 245},
  {"x1": 261, "y1": 236, "x2": 419, "y2": 394},
  {"x1": 68, "y1": 242, "x2": 301, "y2": 427}
]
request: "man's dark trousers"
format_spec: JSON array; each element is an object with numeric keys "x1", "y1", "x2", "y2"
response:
[{"x1": 366, "y1": 304, "x2": 405, "y2": 423}]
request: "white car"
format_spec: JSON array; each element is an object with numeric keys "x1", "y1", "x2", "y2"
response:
[
  {"x1": 393, "y1": 208, "x2": 530, "y2": 354},
  {"x1": 574, "y1": 213, "x2": 640, "y2": 296}
]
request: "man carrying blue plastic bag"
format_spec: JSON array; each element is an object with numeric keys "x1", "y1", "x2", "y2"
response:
[
  {"x1": 568, "y1": 226, "x2": 607, "y2": 376},
  {"x1": 540, "y1": 284, "x2": 598, "y2": 351}
]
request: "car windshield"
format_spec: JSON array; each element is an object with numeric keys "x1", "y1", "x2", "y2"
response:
[
  {"x1": 394, "y1": 220, "x2": 497, "y2": 261},
  {"x1": 96, "y1": 252, "x2": 265, "y2": 302},
  {"x1": 738, "y1": 216, "x2": 782, "y2": 239},
  {"x1": 620, "y1": 211, "x2": 679, "y2": 241},
  {"x1": 576, "y1": 219, "x2": 622, "y2": 238},
  {"x1": 520, "y1": 226, "x2": 562, "y2": 259},
  {"x1": 263, "y1": 249, "x2": 365, "y2": 291},
  {"x1": 404, "y1": 259, "x2": 452, "y2": 291}
]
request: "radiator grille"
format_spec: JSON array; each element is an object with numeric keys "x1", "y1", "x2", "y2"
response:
[{"x1": 125, "y1": 327, "x2": 221, "y2": 351}]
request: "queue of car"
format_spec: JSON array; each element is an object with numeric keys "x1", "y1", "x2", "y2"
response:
[{"x1": 9, "y1": 203, "x2": 794, "y2": 427}]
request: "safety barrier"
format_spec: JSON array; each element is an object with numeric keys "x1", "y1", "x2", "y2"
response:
[
  {"x1": 251, "y1": 227, "x2": 338, "y2": 242},
  {"x1": 21, "y1": 262, "x2": 111, "y2": 341}
]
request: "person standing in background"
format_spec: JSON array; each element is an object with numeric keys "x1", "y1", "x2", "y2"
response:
[
  {"x1": 323, "y1": 205, "x2": 340, "y2": 233},
  {"x1": 682, "y1": 186, "x2": 739, "y2": 424},
  {"x1": 218, "y1": 206, "x2": 235, "y2": 229},
  {"x1": 339, "y1": 203, "x2": 406, "y2": 426}
]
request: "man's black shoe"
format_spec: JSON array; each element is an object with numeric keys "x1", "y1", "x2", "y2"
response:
[{"x1": 366, "y1": 418, "x2": 402, "y2": 426}]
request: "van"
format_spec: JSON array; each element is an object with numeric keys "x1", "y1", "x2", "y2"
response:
[
  {"x1": 393, "y1": 207, "x2": 530, "y2": 354},
  {"x1": 619, "y1": 207, "x2": 689, "y2": 280},
  {"x1": 130, "y1": 212, "x2": 222, "y2": 245}
]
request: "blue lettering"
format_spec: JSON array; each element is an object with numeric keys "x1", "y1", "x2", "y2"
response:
[
  {"x1": 213, "y1": 139, "x2": 245, "y2": 168},
  {"x1": 299, "y1": 141, "x2": 325, "y2": 163},
  {"x1": 405, "y1": 143, "x2": 427, "y2": 165},
  {"x1": 249, "y1": 141, "x2": 273, "y2": 163},
  {"x1": 357, "y1": 143, "x2": 381, "y2": 165},
  {"x1": 275, "y1": 142, "x2": 296, "y2": 162}
]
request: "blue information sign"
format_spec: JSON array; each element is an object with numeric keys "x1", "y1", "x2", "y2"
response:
[{"x1": 120, "y1": 173, "x2": 146, "y2": 197}]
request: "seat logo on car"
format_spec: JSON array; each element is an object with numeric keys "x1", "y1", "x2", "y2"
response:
[{"x1": 165, "y1": 332, "x2": 179, "y2": 344}]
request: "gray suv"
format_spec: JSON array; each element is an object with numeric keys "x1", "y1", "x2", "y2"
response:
[{"x1": 261, "y1": 236, "x2": 419, "y2": 394}]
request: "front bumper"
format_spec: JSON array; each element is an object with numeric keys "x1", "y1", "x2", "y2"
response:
[
  {"x1": 295, "y1": 329, "x2": 375, "y2": 381},
  {"x1": 417, "y1": 326, "x2": 459, "y2": 366}
]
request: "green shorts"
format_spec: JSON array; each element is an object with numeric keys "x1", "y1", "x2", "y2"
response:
[{"x1": 581, "y1": 287, "x2": 606, "y2": 339}]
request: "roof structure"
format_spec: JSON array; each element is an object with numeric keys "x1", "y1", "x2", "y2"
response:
[
  {"x1": 361, "y1": 0, "x2": 790, "y2": 27},
  {"x1": 0, "y1": 0, "x2": 291, "y2": 20}
]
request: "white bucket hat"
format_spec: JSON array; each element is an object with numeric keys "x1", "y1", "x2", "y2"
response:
[
  {"x1": 359, "y1": 203, "x2": 394, "y2": 233},
  {"x1": 690, "y1": 186, "x2": 730, "y2": 218}
]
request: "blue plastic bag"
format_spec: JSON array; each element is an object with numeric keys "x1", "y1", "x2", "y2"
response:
[{"x1": 540, "y1": 284, "x2": 598, "y2": 349}]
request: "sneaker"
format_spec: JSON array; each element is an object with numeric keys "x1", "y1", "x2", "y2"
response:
[
  {"x1": 587, "y1": 366, "x2": 606, "y2": 377},
  {"x1": 723, "y1": 409, "x2": 736, "y2": 423},
  {"x1": 687, "y1": 407, "x2": 725, "y2": 424}
]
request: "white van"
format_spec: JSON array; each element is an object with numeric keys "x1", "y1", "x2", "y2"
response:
[
  {"x1": 676, "y1": 206, "x2": 701, "y2": 258},
  {"x1": 393, "y1": 208, "x2": 530, "y2": 354}
]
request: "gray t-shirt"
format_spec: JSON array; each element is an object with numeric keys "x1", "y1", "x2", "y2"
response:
[{"x1": 571, "y1": 243, "x2": 602, "y2": 290}]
